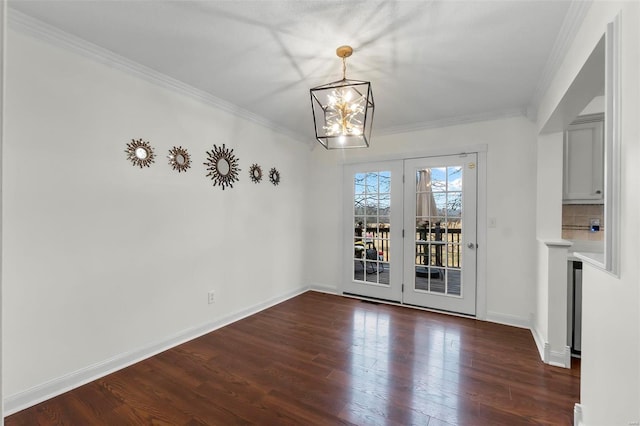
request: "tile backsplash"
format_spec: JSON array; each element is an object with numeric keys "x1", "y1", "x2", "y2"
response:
[{"x1": 562, "y1": 204, "x2": 604, "y2": 241}]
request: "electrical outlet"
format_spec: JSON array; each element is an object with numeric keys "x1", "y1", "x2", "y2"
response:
[{"x1": 207, "y1": 290, "x2": 215, "y2": 304}]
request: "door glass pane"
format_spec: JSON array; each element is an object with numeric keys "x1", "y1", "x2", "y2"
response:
[
  {"x1": 379, "y1": 171, "x2": 391, "y2": 193},
  {"x1": 447, "y1": 193, "x2": 462, "y2": 217},
  {"x1": 433, "y1": 193, "x2": 446, "y2": 213},
  {"x1": 431, "y1": 168, "x2": 447, "y2": 192},
  {"x1": 379, "y1": 194, "x2": 390, "y2": 213},
  {"x1": 365, "y1": 173, "x2": 377, "y2": 193},
  {"x1": 447, "y1": 167, "x2": 463, "y2": 191},
  {"x1": 413, "y1": 166, "x2": 464, "y2": 298},
  {"x1": 355, "y1": 173, "x2": 366, "y2": 194},
  {"x1": 353, "y1": 170, "x2": 391, "y2": 286},
  {"x1": 447, "y1": 269, "x2": 461, "y2": 296},
  {"x1": 354, "y1": 197, "x2": 365, "y2": 215}
]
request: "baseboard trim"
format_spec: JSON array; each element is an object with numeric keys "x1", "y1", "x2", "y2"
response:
[
  {"x1": 485, "y1": 311, "x2": 531, "y2": 329},
  {"x1": 574, "y1": 403, "x2": 584, "y2": 426},
  {"x1": 530, "y1": 324, "x2": 546, "y2": 362},
  {"x1": 529, "y1": 324, "x2": 571, "y2": 368},
  {"x1": 545, "y1": 343, "x2": 571, "y2": 368},
  {"x1": 4, "y1": 286, "x2": 308, "y2": 416},
  {"x1": 307, "y1": 284, "x2": 338, "y2": 295}
]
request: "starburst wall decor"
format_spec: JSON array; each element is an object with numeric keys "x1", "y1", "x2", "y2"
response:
[
  {"x1": 204, "y1": 144, "x2": 240, "y2": 190},
  {"x1": 249, "y1": 164, "x2": 262, "y2": 183},
  {"x1": 125, "y1": 138, "x2": 155, "y2": 168},
  {"x1": 269, "y1": 168, "x2": 281, "y2": 186},
  {"x1": 168, "y1": 146, "x2": 191, "y2": 173}
]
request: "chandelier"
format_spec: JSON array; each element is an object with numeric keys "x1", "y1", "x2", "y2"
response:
[{"x1": 310, "y1": 45, "x2": 374, "y2": 149}]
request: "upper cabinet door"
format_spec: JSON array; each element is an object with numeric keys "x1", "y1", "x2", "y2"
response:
[{"x1": 563, "y1": 115, "x2": 604, "y2": 204}]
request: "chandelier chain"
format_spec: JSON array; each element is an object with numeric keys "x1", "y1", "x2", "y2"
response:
[{"x1": 342, "y1": 57, "x2": 347, "y2": 80}]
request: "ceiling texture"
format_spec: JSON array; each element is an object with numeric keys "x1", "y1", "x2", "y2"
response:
[{"x1": 8, "y1": 1, "x2": 580, "y2": 145}]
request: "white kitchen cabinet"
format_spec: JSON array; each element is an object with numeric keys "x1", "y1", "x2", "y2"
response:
[{"x1": 563, "y1": 114, "x2": 604, "y2": 203}]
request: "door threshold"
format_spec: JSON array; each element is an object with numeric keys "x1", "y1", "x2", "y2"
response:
[
  {"x1": 342, "y1": 292, "x2": 400, "y2": 305},
  {"x1": 403, "y1": 302, "x2": 476, "y2": 319},
  {"x1": 342, "y1": 292, "x2": 476, "y2": 319}
]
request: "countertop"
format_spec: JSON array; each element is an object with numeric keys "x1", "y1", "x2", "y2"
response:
[{"x1": 565, "y1": 240, "x2": 605, "y2": 269}]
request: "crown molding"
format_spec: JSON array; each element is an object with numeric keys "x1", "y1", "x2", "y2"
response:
[
  {"x1": 7, "y1": 8, "x2": 312, "y2": 146},
  {"x1": 528, "y1": 0, "x2": 593, "y2": 120},
  {"x1": 376, "y1": 107, "x2": 526, "y2": 136}
]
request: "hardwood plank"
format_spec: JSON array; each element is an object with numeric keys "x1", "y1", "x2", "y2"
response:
[{"x1": 5, "y1": 291, "x2": 580, "y2": 425}]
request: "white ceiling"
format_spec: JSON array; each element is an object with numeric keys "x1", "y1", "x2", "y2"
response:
[{"x1": 9, "y1": 0, "x2": 575, "y2": 143}]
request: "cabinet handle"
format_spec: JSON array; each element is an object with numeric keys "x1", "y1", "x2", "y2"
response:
[{"x1": 595, "y1": 190, "x2": 602, "y2": 194}]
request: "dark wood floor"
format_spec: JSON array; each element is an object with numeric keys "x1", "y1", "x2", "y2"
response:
[{"x1": 6, "y1": 291, "x2": 580, "y2": 425}]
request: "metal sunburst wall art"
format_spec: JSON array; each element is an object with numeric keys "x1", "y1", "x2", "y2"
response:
[
  {"x1": 249, "y1": 164, "x2": 263, "y2": 183},
  {"x1": 269, "y1": 167, "x2": 281, "y2": 186},
  {"x1": 168, "y1": 146, "x2": 191, "y2": 173},
  {"x1": 125, "y1": 138, "x2": 155, "y2": 168},
  {"x1": 204, "y1": 143, "x2": 240, "y2": 190}
]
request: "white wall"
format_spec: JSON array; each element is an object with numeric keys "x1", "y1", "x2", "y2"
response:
[
  {"x1": 536, "y1": 2, "x2": 640, "y2": 424},
  {"x1": 306, "y1": 115, "x2": 538, "y2": 326},
  {"x1": 535, "y1": 133, "x2": 564, "y2": 241},
  {"x1": 3, "y1": 29, "x2": 309, "y2": 406}
]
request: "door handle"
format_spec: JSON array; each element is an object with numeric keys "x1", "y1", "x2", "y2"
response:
[{"x1": 467, "y1": 243, "x2": 476, "y2": 249}]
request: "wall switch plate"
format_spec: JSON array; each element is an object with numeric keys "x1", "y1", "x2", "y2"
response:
[{"x1": 208, "y1": 291, "x2": 215, "y2": 304}]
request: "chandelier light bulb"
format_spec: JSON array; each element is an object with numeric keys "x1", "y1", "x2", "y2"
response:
[{"x1": 322, "y1": 88, "x2": 367, "y2": 137}]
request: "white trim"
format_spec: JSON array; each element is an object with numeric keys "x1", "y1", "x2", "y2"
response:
[
  {"x1": 3, "y1": 286, "x2": 308, "y2": 415},
  {"x1": 377, "y1": 108, "x2": 526, "y2": 135},
  {"x1": 485, "y1": 311, "x2": 531, "y2": 329},
  {"x1": 0, "y1": 1, "x2": 6, "y2": 423},
  {"x1": 543, "y1": 239, "x2": 574, "y2": 248},
  {"x1": 6, "y1": 8, "x2": 310, "y2": 147},
  {"x1": 603, "y1": 14, "x2": 621, "y2": 277},
  {"x1": 530, "y1": 323, "x2": 546, "y2": 362},
  {"x1": 545, "y1": 343, "x2": 571, "y2": 368},
  {"x1": 475, "y1": 150, "x2": 488, "y2": 321},
  {"x1": 574, "y1": 403, "x2": 584, "y2": 426},
  {"x1": 307, "y1": 284, "x2": 339, "y2": 295},
  {"x1": 529, "y1": 1, "x2": 593, "y2": 118},
  {"x1": 339, "y1": 144, "x2": 489, "y2": 167}
]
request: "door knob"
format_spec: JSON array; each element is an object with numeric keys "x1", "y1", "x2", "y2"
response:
[{"x1": 467, "y1": 242, "x2": 476, "y2": 249}]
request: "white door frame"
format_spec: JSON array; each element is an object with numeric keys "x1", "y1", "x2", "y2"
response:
[{"x1": 1, "y1": 1, "x2": 6, "y2": 421}]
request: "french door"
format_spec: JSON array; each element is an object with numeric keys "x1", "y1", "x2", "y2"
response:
[
  {"x1": 343, "y1": 161, "x2": 404, "y2": 302},
  {"x1": 343, "y1": 154, "x2": 477, "y2": 316},
  {"x1": 403, "y1": 155, "x2": 477, "y2": 315}
]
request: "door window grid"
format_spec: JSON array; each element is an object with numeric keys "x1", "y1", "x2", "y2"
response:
[
  {"x1": 353, "y1": 171, "x2": 391, "y2": 285},
  {"x1": 414, "y1": 167, "x2": 463, "y2": 297}
]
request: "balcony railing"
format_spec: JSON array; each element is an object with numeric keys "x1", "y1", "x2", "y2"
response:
[{"x1": 354, "y1": 225, "x2": 462, "y2": 268}]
